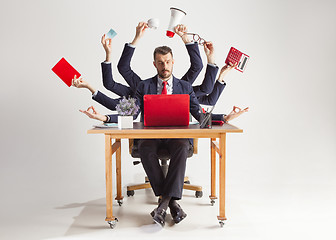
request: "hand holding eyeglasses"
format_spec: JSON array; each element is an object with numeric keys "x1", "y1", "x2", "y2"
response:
[{"x1": 182, "y1": 32, "x2": 207, "y2": 46}]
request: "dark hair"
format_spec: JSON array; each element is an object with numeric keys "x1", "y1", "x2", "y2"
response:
[{"x1": 153, "y1": 46, "x2": 173, "y2": 60}]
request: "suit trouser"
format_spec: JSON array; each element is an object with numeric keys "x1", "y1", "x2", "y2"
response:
[{"x1": 138, "y1": 138, "x2": 189, "y2": 200}]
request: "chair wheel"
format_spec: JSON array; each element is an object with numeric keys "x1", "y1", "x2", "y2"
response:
[
  {"x1": 195, "y1": 191, "x2": 203, "y2": 198},
  {"x1": 107, "y1": 218, "x2": 118, "y2": 229},
  {"x1": 117, "y1": 200, "x2": 123, "y2": 206},
  {"x1": 219, "y1": 221, "x2": 225, "y2": 228},
  {"x1": 127, "y1": 190, "x2": 134, "y2": 197},
  {"x1": 210, "y1": 199, "x2": 215, "y2": 206}
]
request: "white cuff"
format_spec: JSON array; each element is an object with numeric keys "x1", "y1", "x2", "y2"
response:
[
  {"x1": 92, "y1": 90, "x2": 99, "y2": 97},
  {"x1": 217, "y1": 79, "x2": 226, "y2": 84},
  {"x1": 127, "y1": 43, "x2": 136, "y2": 48},
  {"x1": 208, "y1": 63, "x2": 217, "y2": 68},
  {"x1": 104, "y1": 115, "x2": 110, "y2": 123},
  {"x1": 185, "y1": 42, "x2": 195, "y2": 46}
]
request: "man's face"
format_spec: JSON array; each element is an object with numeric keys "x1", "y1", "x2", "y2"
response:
[{"x1": 153, "y1": 53, "x2": 174, "y2": 80}]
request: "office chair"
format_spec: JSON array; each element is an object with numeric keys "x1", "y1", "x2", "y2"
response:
[{"x1": 126, "y1": 138, "x2": 203, "y2": 198}]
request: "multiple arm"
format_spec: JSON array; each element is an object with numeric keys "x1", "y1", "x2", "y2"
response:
[
  {"x1": 197, "y1": 62, "x2": 236, "y2": 105},
  {"x1": 76, "y1": 21, "x2": 248, "y2": 123},
  {"x1": 175, "y1": 25, "x2": 203, "y2": 84},
  {"x1": 117, "y1": 22, "x2": 147, "y2": 91},
  {"x1": 117, "y1": 23, "x2": 204, "y2": 92}
]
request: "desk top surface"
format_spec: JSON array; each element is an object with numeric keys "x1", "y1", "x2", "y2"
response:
[{"x1": 87, "y1": 122, "x2": 243, "y2": 138}]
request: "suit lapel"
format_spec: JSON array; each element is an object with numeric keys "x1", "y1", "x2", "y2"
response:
[
  {"x1": 172, "y1": 76, "x2": 182, "y2": 94},
  {"x1": 148, "y1": 76, "x2": 158, "y2": 94}
]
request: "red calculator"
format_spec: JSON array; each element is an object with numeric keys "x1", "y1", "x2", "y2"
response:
[{"x1": 225, "y1": 47, "x2": 250, "y2": 73}]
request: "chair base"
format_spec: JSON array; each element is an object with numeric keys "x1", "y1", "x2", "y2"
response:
[{"x1": 126, "y1": 176, "x2": 203, "y2": 198}]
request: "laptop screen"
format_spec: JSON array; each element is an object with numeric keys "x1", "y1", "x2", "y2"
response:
[{"x1": 143, "y1": 94, "x2": 190, "y2": 127}]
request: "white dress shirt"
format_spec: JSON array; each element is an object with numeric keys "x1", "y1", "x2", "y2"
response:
[{"x1": 157, "y1": 75, "x2": 173, "y2": 94}]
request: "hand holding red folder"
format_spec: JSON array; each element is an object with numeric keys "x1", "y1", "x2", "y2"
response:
[{"x1": 52, "y1": 57, "x2": 81, "y2": 87}]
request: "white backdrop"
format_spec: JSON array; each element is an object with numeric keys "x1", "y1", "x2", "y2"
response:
[{"x1": 0, "y1": 0, "x2": 335, "y2": 239}]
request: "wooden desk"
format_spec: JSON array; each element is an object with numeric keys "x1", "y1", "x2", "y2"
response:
[{"x1": 87, "y1": 122, "x2": 243, "y2": 228}]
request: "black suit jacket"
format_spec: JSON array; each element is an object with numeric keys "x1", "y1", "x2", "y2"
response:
[
  {"x1": 117, "y1": 42, "x2": 204, "y2": 92},
  {"x1": 132, "y1": 75, "x2": 201, "y2": 122}
]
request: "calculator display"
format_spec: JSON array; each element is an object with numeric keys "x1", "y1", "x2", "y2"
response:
[{"x1": 237, "y1": 54, "x2": 249, "y2": 72}]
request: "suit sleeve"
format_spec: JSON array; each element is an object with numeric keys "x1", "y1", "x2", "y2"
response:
[
  {"x1": 192, "y1": 64, "x2": 219, "y2": 98},
  {"x1": 187, "y1": 84, "x2": 201, "y2": 122},
  {"x1": 197, "y1": 81, "x2": 226, "y2": 105},
  {"x1": 101, "y1": 62, "x2": 133, "y2": 97},
  {"x1": 180, "y1": 42, "x2": 203, "y2": 84},
  {"x1": 117, "y1": 43, "x2": 142, "y2": 91},
  {"x1": 134, "y1": 81, "x2": 145, "y2": 122},
  {"x1": 92, "y1": 90, "x2": 121, "y2": 111}
]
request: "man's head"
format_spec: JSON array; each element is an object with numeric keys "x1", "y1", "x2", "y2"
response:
[{"x1": 153, "y1": 46, "x2": 174, "y2": 80}]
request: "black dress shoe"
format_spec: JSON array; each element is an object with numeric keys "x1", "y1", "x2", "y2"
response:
[
  {"x1": 150, "y1": 208, "x2": 166, "y2": 227},
  {"x1": 169, "y1": 203, "x2": 187, "y2": 224}
]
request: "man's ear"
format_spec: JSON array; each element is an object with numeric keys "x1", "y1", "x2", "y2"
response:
[{"x1": 153, "y1": 61, "x2": 156, "y2": 68}]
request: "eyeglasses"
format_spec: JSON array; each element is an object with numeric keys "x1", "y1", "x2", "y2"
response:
[{"x1": 183, "y1": 33, "x2": 207, "y2": 46}]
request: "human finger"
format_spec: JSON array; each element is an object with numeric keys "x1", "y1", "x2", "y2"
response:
[
  {"x1": 91, "y1": 106, "x2": 97, "y2": 114},
  {"x1": 83, "y1": 111, "x2": 93, "y2": 118},
  {"x1": 233, "y1": 106, "x2": 242, "y2": 113},
  {"x1": 139, "y1": 21, "x2": 147, "y2": 28},
  {"x1": 101, "y1": 34, "x2": 105, "y2": 44},
  {"x1": 228, "y1": 62, "x2": 235, "y2": 67},
  {"x1": 182, "y1": 25, "x2": 187, "y2": 32}
]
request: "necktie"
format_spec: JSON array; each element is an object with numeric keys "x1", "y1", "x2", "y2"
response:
[{"x1": 161, "y1": 81, "x2": 167, "y2": 94}]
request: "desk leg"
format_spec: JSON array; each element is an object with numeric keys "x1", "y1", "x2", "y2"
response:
[
  {"x1": 217, "y1": 133, "x2": 227, "y2": 226},
  {"x1": 209, "y1": 138, "x2": 217, "y2": 205},
  {"x1": 115, "y1": 139, "x2": 124, "y2": 205},
  {"x1": 105, "y1": 135, "x2": 117, "y2": 227}
]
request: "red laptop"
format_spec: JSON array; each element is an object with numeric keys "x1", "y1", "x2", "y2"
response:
[{"x1": 144, "y1": 94, "x2": 190, "y2": 127}]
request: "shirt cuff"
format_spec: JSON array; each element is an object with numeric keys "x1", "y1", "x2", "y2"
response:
[
  {"x1": 222, "y1": 114, "x2": 227, "y2": 123},
  {"x1": 217, "y1": 79, "x2": 226, "y2": 84},
  {"x1": 104, "y1": 115, "x2": 110, "y2": 123},
  {"x1": 92, "y1": 90, "x2": 99, "y2": 97},
  {"x1": 102, "y1": 61, "x2": 111, "y2": 64},
  {"x1": 185, "y1": 41, "x2": 195, "y2": 46},
  {"x1": 208, "y1": 63, "x2": 217, "y2": 68},
  {"x1": 127, "y1": 43, "x2": 136, "y2": 48}
]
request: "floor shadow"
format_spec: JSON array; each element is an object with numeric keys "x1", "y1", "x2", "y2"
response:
[
  {"x1": 57, "y1": 189, "x2": 162, "y2": 236},
  {"x1": 56, "y1": 186, "x2": 210, "y2": 237}
]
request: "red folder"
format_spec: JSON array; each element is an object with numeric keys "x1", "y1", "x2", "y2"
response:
[{"x1": 52, "y1": 57, "x2": 81, "y2": 87}]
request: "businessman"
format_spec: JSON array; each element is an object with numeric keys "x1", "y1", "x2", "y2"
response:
[
  {"x1": 72, "y1": 23, "x2": 204, "y2": 121},
  {"x1": 80, "y1": 45, "x2": 248, "y2": 227},
  {"x1": 117, "y1": 22, "x2": 235, "y2": 106}
]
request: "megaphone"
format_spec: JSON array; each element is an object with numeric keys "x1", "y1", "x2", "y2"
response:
[{"x1": 166, "y1": 7, "x2": 187, "y2": 38}]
